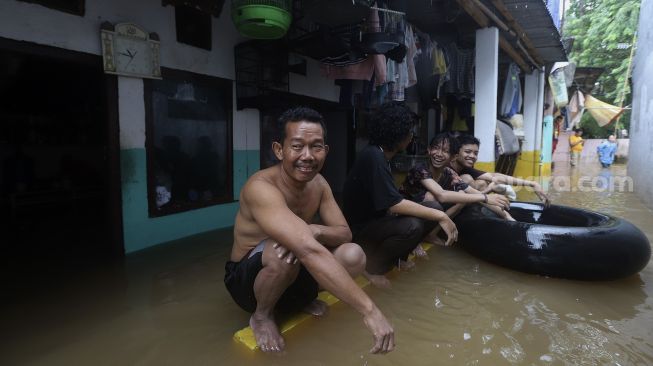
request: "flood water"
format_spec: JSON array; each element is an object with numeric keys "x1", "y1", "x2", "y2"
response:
[{"x1": 1, "y1": 162, "x2": 652, "y2": 365}]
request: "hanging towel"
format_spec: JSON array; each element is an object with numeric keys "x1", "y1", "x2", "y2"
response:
[{"x1": 500, "y1": 63, "x2": 522, "y2": 118}]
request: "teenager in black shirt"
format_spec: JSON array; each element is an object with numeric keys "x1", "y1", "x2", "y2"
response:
[{"x1": 343, "y1": 103, "x2": 458, "y2": 288}]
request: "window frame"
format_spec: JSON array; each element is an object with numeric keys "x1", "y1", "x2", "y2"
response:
[{"x1": 144, "y1": 67, "x2": 233, "y2": 217}]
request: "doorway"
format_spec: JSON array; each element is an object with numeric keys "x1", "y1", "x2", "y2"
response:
[{"x1": 0, "y1": 40, "x2": 123, "y2": 291}]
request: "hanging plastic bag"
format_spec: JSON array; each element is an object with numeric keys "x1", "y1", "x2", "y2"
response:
[{"x1": 548, "y1": 68, "x2": 568, "y2": 108}]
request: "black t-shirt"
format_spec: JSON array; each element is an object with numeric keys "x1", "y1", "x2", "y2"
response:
[
  {"x1": 343, "y1": 145, "x2": 404, "y2": 232},
  {"x1": 457, "y1": 166, "x2": 486, "y2": 180}
]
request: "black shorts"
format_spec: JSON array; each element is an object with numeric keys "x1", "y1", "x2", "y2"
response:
[{"x1": 224, "y1": 247, "x2": 319, "y2": 314}]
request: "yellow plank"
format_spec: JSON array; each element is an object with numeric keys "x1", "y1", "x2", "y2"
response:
[{"x1": 234, "y1": 243, "x2": 433, "y2": 350}]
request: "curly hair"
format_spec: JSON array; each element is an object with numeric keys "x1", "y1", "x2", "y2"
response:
[
  {"x1": 276, "y1": 106, "x2": 327, "y2": 143},
  {"x1": 368, "y1": 102, "x2": 416, "y2": 151},
  {"x1": 429, "y1": 132, "x2": 460, "y2": 155}
]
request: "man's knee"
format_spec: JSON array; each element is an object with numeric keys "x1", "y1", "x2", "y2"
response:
[
  {"x1": 421, "y1": 200, "x2": 443, "y2": 211},
  {"x1": 402, "y1": 218, "x2": 425, "y2": 240},
  {"x1": 333, "y1": 242, "x2": 366, "y2": 275},
  {"x1": 262, "y1": 245, "x2": 301, "y2": 280}
]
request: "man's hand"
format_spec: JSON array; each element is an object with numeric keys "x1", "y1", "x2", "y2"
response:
[
  {"x1": 486, "y1": 193, "x2": 510, "y2": 210},
  {"x1": 438, "y1": 216, "x2": 458, "y2": 246},
  {"x1": 272, "y1": 242, "x2": 297, "y2": 265},
  {"x1": 363, "y1": 307, "x2": 395, "y2": 354},
  {"x1": 309, "y1": 224, "x2": 322, "y2": 240}
]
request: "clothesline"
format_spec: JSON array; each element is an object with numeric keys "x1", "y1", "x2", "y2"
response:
[{"x1": 370, "y1": 6, "x2": 405, "y2": 16}]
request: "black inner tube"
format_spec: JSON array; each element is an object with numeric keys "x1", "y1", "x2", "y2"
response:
[{"x1": 496, "y1": 202, "x2": 611, "y2": 227}]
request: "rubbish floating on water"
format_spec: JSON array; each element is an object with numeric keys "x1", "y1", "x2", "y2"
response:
[{"x1": 540, "y1": 354, "x2": 553, "y2": 362}]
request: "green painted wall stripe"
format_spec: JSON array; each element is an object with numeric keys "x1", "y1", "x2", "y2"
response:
[
  {"x1": 233, "y1": 150, "x2": 260, "y2": 200},
  {"x1": 120, "y1": 148, "x2": 259, "y2": 253}
]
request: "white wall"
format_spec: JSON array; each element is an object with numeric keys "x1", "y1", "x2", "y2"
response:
[
  {"x1": 0, "y1": 0, "x2": 343, "y2": 251},
  {"x1": 629, "y1": 0, "x2": 653, "y2": 209}
]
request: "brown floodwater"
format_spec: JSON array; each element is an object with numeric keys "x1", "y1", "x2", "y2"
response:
[{"x1": 1, "y1": 162, "x2": 652, "y2": 365}]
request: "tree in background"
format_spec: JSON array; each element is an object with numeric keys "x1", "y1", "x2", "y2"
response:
[{"x1": 563, "y1": 0, "x2": 640, "y2": 137}]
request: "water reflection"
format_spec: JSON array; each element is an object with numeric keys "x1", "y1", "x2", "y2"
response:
[{"x1": 1, "y1": 164, "x2": 651, "y2": 365}]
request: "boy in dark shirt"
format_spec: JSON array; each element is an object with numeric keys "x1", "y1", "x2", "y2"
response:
[{"x1": 343, "y1": 103, "x2": 458, "y2": 288}]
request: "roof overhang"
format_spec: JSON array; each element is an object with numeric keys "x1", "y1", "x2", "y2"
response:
[
  {"x1": 572, "y1": 67, "x2": 605, "y2": 93},
  {"x1": 498, "y1": 0, "x2": 568, "y2": 64}
]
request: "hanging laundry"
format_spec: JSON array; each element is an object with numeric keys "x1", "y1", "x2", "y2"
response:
[
  {"x1": 567, "y1": 89, "x2": 585, "y2": 129},
  {"x1": 444, "y1": 43, "x2": 474, "y2": 96},
  {"x1": 584, "y1": 94, "x2": 624, "y2": 127},
  {"x1": 320, "y1": 7, "x2": 386, "y2": 82},
  {"x1": 405, "y1": 25, "x2": 418, "y2": 88},
  {"x1": 495, "y1": 120, "x2": 520, "y2": 155},
  {"x1": 321, "y1": 57, "x2": 375, "y2": 80},
  {"x1": 415, "y1": 35, "x2": 438, "y2": 106},
  {"x1": 500, "y1": 62, "x2": 522, "y2": 118}
]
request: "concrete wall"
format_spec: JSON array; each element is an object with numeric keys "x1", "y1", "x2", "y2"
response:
[
  {"x1": 629, "y1": 0, "x2": 653, "y2": 210},
  {"x1": 0, "y1": 0, "x2": 340, "y2": 252}
]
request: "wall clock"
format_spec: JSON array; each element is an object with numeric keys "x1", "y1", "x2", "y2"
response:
[{"x1": 101, "y1": 22, "x2": 161, "y2": 79}]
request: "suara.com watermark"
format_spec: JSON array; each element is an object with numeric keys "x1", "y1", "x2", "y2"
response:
[{"x1": 511, "y1": 175, "x2": 634, "y2": 193}]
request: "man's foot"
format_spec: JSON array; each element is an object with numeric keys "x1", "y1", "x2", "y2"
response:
[
  {"x1": 423, "y1": 231, "x2": 446, "y2": 246},
  {"x1": 302, "y1": 299, "x2": 328, "y2": 316},
  {"x1": 250, "y1": 313, "x2": 285, "y2": 352},
  {"x1": 363, "y1": 271, "x2": 392, "y2": 289},
  {"x1": 398, "y1": 259, "x2": 416, "y2": 271},
  {"x1": 412, "y1": 244, "x2": 429, "y2": 259}
]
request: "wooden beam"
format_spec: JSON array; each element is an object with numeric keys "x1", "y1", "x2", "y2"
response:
[
  {"x1": 499, "y1": 38, "x2": 530, "y2": 72},
  {"x1": 456, "y1": 0, "x2": 530, "y2": 72},
  {"x1": 491, "y1": 0, "x2": 544, "y2": 65},
  {"x1": 457, "y1": 0, "x2": 489, "y2": 27}
]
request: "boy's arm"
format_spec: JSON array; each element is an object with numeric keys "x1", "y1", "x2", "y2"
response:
[
  {"x1": 489, "y1": 173, "x2": 550, "y2": 206},
  {"x1": 421, "y1": 178, "x2": 509, "y2": 209},
  {"x1": 387, "y1": 199, "x2": 458, "y2": 245}
]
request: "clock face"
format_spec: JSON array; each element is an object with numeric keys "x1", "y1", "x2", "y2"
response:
[{"x1": 114, "y1": 36, "x2": 154, "y2": 77}]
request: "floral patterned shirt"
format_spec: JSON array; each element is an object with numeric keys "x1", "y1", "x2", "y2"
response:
[{"x1": 399, "y1": 163, "x2": 469, "y2": 202}]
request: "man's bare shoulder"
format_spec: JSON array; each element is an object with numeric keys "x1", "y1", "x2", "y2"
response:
[
  {"x1": 311, "y1": 173, "x2": 330, "y2": 188},
  {"x1": 242, "y1": 166, "x2": 277, "y2": 191}
]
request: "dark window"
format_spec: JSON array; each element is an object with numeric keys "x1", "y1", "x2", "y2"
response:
[
  {"x1": 175, "y1": 5, "x2": 212, "y2": 50},
  {"x1": 18, "y1": 0, "x2": 84, "y2": 16},
  {"x1": 145, "y1": 68, "x2": 233, "y2": 217}
]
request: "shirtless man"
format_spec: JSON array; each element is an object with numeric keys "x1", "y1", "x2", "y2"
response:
[{"x1": 225, "y1": 107, "x2": 394, "y2": 354}]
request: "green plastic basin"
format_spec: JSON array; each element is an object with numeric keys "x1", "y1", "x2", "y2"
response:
[{"x1": 232, "y1": 5, "x2": 291, "y2": 39}]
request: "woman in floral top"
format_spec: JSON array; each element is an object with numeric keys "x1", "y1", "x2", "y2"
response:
[{"x1": 400, "y1": 133, "x2": 512, "y2": 233}]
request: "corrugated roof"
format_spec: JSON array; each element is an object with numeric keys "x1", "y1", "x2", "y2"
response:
[{"x1": 499, "y1": 0, "x2": 568, "y2": 63}]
